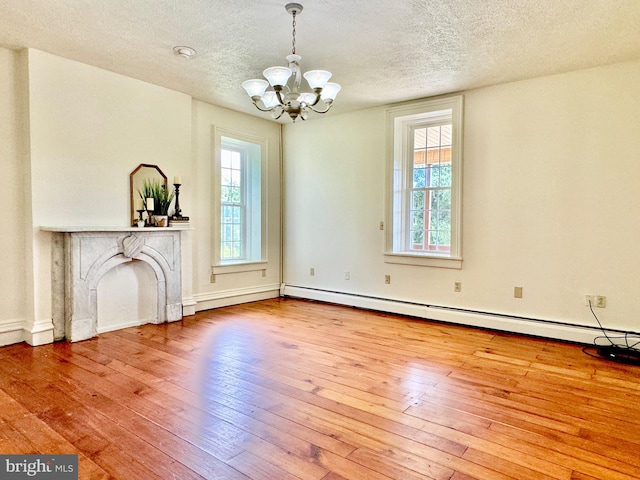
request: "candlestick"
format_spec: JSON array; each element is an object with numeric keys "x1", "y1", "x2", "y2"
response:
[{"x1": 172, "y1": 183, "x2": 182, "y2": 219}]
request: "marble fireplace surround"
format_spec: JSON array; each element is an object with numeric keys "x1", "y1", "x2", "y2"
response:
[{"x1": 44, "y1": 227, "x2": 183, "y2": 342}]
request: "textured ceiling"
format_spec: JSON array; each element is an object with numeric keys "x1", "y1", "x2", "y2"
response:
[{"x1": 1, "y1": 0, "x2": 640, "y2": 122}]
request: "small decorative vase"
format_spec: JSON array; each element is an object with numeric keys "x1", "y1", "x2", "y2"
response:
[{"x1": 154, "y1": 215, "x2": 168, "y2": 227}]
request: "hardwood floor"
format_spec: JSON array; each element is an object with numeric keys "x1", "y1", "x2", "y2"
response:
[{"x1": 1, "y1": 297, "x2": 639, "y2": 479}]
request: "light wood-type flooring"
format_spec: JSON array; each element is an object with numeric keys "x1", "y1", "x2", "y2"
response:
[{"x1": 1, "y1": 297, "x2": 639, "y2": 479}]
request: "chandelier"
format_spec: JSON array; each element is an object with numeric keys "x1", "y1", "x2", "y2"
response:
[{"x1": 241, "y1": 3, "x2": 341, "y2": 122}]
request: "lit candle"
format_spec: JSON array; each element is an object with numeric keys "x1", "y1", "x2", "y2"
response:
[
  {"x1": 146, "y1": 197, "x2": 154, "y2": 211},
  {"x1": 174, "y1": 176, "x2": 182, "y2": 185}
]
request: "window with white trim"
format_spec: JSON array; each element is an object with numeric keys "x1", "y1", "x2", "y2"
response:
[
  {"x1": 213, "y1": 130, "x2": 266, "y2": 270},
  {"x1": 386, "y1": 96, "x2": 463, "y2": 268}
]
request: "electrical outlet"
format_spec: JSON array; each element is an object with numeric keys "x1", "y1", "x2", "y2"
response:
[
  {"x1": 385, "y1": 275, "x2": 391, "y2": 284},
  {"x1": 454, "y1": 282, "x2": 462, "y2": 292},
  {"x1": 310, "y1": 267, "x2": 315, "y2": 276},
  {"x1": 345, "y1": 271, "x2": 350, "y2": 280},
  {"x1": 585, "y1": 294, "x2": 606, "y2": 308},
  {"x1": 514, "y1": 286, "x2": 523, "y2": 298}
]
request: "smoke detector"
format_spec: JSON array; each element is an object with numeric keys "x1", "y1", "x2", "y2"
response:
[{"x1": 173, "y1": 46, "x2": 196, "y2": 59}]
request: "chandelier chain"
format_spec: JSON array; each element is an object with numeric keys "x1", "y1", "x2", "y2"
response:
[{"x1": 291, "y1": 11, "x2": 297, "y2": 55}]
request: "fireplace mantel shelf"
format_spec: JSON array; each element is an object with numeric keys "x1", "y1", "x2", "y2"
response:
[{"x1": 41, "y1": 226, "x2": 190, "y2": 232}]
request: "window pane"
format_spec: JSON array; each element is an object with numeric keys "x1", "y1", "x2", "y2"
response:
[
  {"x1": 429, "y1": 189, "x2": 451, "y2": 210},
  {"x1": 231, "y1": 152, "x2": 241, "y2": 169},
  {"x1": 229, "y1": 186, "x2": 241, "y2": 202},
  {"x1": 426, "y1": 147, "x2": 440, "y2": 164},
  {"x1": 221, "y1": 150, "x2": 231, "y2": 168},
  {"x1": 222, "y1": 206, "x2": 232, "y2": 222},
  {"x1": 439, "y1": 163, "x2": 452, "y2": 187},
  {"x1": 231, "y1": 170, "x2": 241, "y2": 186},
  {"x1": 426, "y1": 127, "x2": 441, "y2": 147},
  {"x1": 426, "y1": 165, "x2": 439, "y2": 187},
  {"x1": 411, "y1": 209, "x2": 424, "y2": 230},
  {"x1": 221, "y1": 186, "x2": 231, "y2": 202},
  {"x1": 414, "y1": 128, "x2": 427, "y2": 149},
  {"x1": 222, "y1": 170, "x2": 232, "y2": 187},
  {"x1": 441, "y1": 124, "x2": 452, "y2": 146},
  {"x1": 412, "y1": 190, "x2": 425, "y2": 209},
  {"x1": 441, "y1": 146, "x2": 452, "y2": 163},
  {"x1": 412, "y1": 228, "x2": 423, "y2": 245},
  {"x1": 413, "y1": 168, "x2": 426, "y2": 188},
  {"x1": 232, "y1": 224, "x2": 241, "y2": 241}
]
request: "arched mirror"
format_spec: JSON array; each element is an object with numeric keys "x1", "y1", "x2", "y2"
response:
[{"x1": 130, "y1": 164, "x2": 167, "y2": 225}]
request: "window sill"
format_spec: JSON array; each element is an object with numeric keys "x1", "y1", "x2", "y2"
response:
[
  {"x1": 212, "y1": 261, "x2": 268, "y2": 275},
  {"x1": 384, "y1": 253, "x2": 462, "y2": 269}
]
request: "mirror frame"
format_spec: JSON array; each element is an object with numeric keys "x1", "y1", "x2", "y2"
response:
[{"x1": 130, "y1": 164, "x2": 167, "y2": 225}]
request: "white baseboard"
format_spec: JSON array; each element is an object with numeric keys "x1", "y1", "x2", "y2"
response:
[
  {"x1": 182, "y1": 296, "x2": 197, "y2": 316},
  {"x1": 282, "y1": 285, "x2": 602, "y2": 345},
  {"x1": 194, "y1": 283, "x2": 281, "y2": 312},
  {"x1": 24, "y1": 318, "x2": 55, "y2": 346},
  {"x1": 97, "y1": 319, "x2": 145, "y2": 334},
  {"x1": 0, "y1": 319, "x2": 27, "y2": 347}
]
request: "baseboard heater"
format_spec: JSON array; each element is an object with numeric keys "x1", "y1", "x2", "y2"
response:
[{"x1": 281, "y1": 284, "x2": 613, "y2": 345}]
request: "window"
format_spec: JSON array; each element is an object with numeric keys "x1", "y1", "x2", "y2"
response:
[
  {"x1": 220, "y1": 146, "x2": 244, "y2": 260},
  {"x1": 212, "y1": 129, "x2": 267, "y2": 271},
  {"x1": 386, "y1": 96, "x2": 463, "y2": 268}
]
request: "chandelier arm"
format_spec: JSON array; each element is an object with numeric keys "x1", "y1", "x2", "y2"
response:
[
  {"x1": 306, "y1": 102, "x2": 334, "y2": 114},
  {"x1": 250, "y1": 99, "x2": 278, "y2": 112},
  {"x1": 308, "y1": 89, "x2": 323, "y2": 107},
  {"x1": 274, "y1": 88, "x2": 287, "y2": 107}
]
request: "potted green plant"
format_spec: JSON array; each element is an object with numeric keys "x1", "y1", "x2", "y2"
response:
[{"x1": 139, "y1": 179, "x2": 175, "y2": 227}]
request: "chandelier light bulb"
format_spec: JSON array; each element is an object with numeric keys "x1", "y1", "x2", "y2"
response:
[
  {"x1": 298, "y1": 93, "x2": 316, "y2": 105},
  {"x1": 320, "y1": 82, "x2": 341, "y2": 103},
  {"x1": 262, "y1": 91, "x2": 280, "y2": 109},
  {"x1": 263, "y1": 66, "x2": 293, "y2": 88},
  {"x1": 303, "y1": 70, "x2": 332, "y2": 89},
  {"x1": 242, "y1": 79, "x2": 269, "y2": 98}
]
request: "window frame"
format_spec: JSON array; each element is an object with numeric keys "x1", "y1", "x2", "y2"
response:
[
  {"x1": 385, "y1": 95, "x2": 463, "y2": 269},
  {"x1": 212, "y1": 127, "x2": 268, "y2": 275}
]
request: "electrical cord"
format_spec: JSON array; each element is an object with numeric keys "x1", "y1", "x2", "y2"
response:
[{"x1": 582, "y1": 300, "x2": 640, "y2": 366}]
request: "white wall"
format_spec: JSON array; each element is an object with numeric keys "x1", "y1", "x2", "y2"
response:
[
  {"x1": 191, "y1": 101, "x2": 282, "y2": 310},
  {"x1": 23, "y1": 49, "x2": 193, "y2": 344},
  {"x1": 0, "y1": 47, "x2": 29, "y2": 346},
  {"x1": 0, "y1": 48, "x2": 283, "y2": 347},
  {"x1": 283, "y1": 59, "x2": 640, "y2": 342}
]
